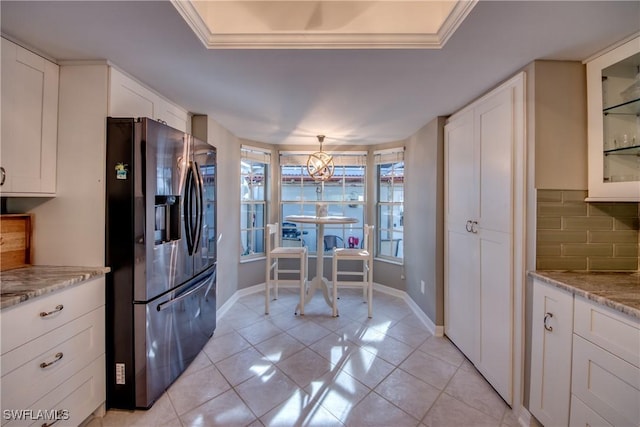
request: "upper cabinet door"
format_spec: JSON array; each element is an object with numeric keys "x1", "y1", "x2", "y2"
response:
[
  {"x1": 1, "y1": 38, "x2": 58, "y2": 196},
  {"x1": 586, "y1": 36, "x2": 640, "y2": 202},
  {"x1": 109, "y1": 68, "x2": 190, "y2": 133}
]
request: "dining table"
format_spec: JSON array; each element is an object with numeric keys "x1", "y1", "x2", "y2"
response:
[{"x1": 284, "y1": 214, "x2": 358, "y2": 313}]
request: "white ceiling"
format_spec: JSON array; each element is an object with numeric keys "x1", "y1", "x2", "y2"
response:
[{"x1": 1, "y1": 1, "x2": 639, "y2": 146}]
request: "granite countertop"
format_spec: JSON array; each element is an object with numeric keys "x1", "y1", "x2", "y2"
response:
[
  {"x1": 529, "y1": 270, "x2": 640, "y2": 320},
  {"x1": 1, "y1": 265, "x2": 110, "y2": 310}
]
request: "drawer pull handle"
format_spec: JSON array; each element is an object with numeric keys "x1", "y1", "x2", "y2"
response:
[
  {"x1": 40, "y1": 352, "x2": 63, "y2": 369},
  {"x1": 40, "y1": 304, "x2": 64, "y2": 317},
  {"x1": 544, "y1": 312, "x2": 553, "y2": 332}
]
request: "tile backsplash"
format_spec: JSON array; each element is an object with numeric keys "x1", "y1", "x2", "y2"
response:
[{"x1": 536, "y1": 189, "x2": 639, "y2": 271}]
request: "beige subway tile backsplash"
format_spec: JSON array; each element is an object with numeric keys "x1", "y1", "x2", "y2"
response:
[
  {"x1": 563, "y1": 243, "x2": 613, "y2": 257},
  {"x1": 536, "y1": 189, "x2": 639, "y2": 271},
  {"x1": 589, "y1": 257, "x2": 639, "y2": 271},
  {"x1": 537, "y1": 230, "x2": 588, "y2": 243},
  {"x1": 589, "y1": 230, "x2": 639, "y2": 244},
  {"x1": 563, "y1": 216, "x2": 613, "y2": 230},
  {"x1": 614, "y1": 244, "x2": 640, "y2": 257},
  {"x1": 537, "y1": 256, "x2": 588, "y2": 271}
]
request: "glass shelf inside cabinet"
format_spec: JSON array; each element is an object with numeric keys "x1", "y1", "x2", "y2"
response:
[
  {"x1": 604, "y1": 143, "x2": 640, "y2": 156},
  {"x1": 603, "y1": 97, "x2": 640, "y2": 115}
]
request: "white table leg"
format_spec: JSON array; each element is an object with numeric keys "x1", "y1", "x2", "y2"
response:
[{"x1": 295, "y1": 223, "x2": 333, "y2": 313}]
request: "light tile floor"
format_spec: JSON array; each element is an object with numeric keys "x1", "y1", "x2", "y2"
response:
[{"x1": 85, "y1": 288, "x2": 520, "y2": 427}]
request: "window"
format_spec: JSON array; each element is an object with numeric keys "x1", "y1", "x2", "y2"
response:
[
  {"x1": 240, "y1": 146, "x2": 270, "y2": 258},
  {"x1": 375, "y1": 148, "x2": 404, "y2": 261},
  {"x1": 280, "y1": 152, "x2": 367, "y2": 254}
]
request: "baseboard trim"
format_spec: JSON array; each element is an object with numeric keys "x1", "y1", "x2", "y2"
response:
[
  {"x1": 220, "y1": 282, "x2": 441, "y2": 336},
  {"x1": 517, "y1": 406, "x2": 533, "y2": 427}
]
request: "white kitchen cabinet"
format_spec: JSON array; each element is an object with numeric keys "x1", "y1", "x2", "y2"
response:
[
  {"x1": 569, "y1": 395, "x2": 613, "y2": 427},
  {"x1": 109, "y1": 67, "x2": 189, "y2": 132},
  {"x1": 571, "y1": 297, "x2": 639, "y2": 427},
  {"x1": 0, "y1": 37, "x2": 58, "y2": 196},
  {"x1": 529, "y1": 279, "x2": 574, "y2": 427},
  {"x1": 586, "y1": 35, "x2": 640, "y2": 201},
  {"x1": 529, "y1": 277, "x2": 640, "y2": 427},
  {"x1": 444, "y1": 72, "x2": 525, "y2": 405},
  {"x1": 0, "y1": 277, "x2": 106, "y2": 426}
]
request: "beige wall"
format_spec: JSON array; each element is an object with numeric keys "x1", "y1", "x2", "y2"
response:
[
  {"x1": 526, "y1": 60, "x2": 588, "y2": 190},
  {"x1": 403, "y1": 117, "x2": 446, "y2": 325}
]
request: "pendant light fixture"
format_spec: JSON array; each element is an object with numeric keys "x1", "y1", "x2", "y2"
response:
[{"x1": 306, "y1": 135, "x2": 335, "y2": 181}]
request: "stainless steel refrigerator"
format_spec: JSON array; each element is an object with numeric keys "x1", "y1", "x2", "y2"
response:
[{"x1": 105, "y1": 117, "x2": 217, "y2": 409}]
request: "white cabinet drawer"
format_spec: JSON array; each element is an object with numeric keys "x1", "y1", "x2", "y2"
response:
[
  {"x1": 3, "y1": 354, "x2": 105, "y2": 427},
  {"x1": 574, "y1": 296, "x2": 640, "y2": 368},
  {"x1": 571, "y1": 335, "x2": 640, "y2": 427},
  {"x1": 569, "y1": 395, "x2": 613, "y2": 427},
  {"x1": 1, "y1": 277, "x2": 105, "y2": 353},
  {"x1": 1, "y1": 306, "x2": 105, "y2": 413}
]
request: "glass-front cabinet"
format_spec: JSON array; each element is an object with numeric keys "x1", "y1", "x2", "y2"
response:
[{"x1": 586, "y1": 35, "x2": 640, "y2": 201}]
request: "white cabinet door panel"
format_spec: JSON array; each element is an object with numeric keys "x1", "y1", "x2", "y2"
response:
[
  {"x1": 478, "y1": 229, "x2": 512, "y2": 403},
  {"x1": 444, "y1": 227, "x2": 478, "y2": 361},
  {"x1": 445, "y1": 111, "x2": 477, "y2": 224},
  {"x1": 530, "y1": 280, "x2": 574, "y2": 427},
  {"x1": 569, "y1": 395, "x2": 613, "y2": 427},
  {"x1": 1, "y1": 38, "x2": 58, "y2": 195},
  {"x1": 572, "y1": 334, "x2": 640, "y2": 427},
  {"x1": 574, "y1": 297, "x2": 640, "y2": 368},
  {"x1": 477, "y1": 88, "x2": 513, "y2": 234}
]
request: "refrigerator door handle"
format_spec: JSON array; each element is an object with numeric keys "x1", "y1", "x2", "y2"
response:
[
  {"x1": 192, "y1": 161, "x2": 204, "y2": 254},
  {"x1": 156, "y1": 271, "x2": 214, "y2": 312},
  {"x1": 184, "y1": 164, "x2": 194, "y2": 255}
]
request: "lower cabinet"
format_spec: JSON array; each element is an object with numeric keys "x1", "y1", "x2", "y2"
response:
[
  {"x1": 0, "y1": 277, "x2": 105, "y2": 426},
  {"x1": 529, "y1": 280, "x2": 574, "y2": 426},
  {"x1": 569, "y1": 395, "x2": 612, "y2": 427},
  {"x1": 530, "y1": 278, "x2": 640, "y2": 427}
]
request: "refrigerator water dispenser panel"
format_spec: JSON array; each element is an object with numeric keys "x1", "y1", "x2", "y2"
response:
[{"x1": 154, "y1": 195, "x2": 180, "y2": 245}]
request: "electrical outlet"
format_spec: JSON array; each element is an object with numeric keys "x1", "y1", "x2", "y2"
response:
[{"x1": 421, "y1": 280, "x2": 425, "y2": 294}]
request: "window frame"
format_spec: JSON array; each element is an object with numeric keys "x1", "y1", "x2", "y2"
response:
[
  {"x1": 375, "y1": 148, "x2": 404, "y2": 263},
  {"x1": 279, "y1": 152, "x2": 367, "y2": 255},
  {"x1": 240, "y1": 146, "x2": 270, "y2": 260}
]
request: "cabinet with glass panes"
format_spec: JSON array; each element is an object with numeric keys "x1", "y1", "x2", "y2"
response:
[{"x1": 586, "y1": 35, "x2": 640, "y2": 201}]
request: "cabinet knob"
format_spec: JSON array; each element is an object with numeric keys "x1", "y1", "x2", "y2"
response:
[
  {"x1": 465, "y1": 220, "x2": 473, "y2": 232},
  {"x1": 0, "y1": 166, "x2": 5, "y2": 186},
  {"x1": 544, "y1": 312, "x2": 553, "y2": 332}
]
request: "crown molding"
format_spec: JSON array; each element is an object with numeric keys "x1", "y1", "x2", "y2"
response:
[{"x1": 171, "y1": 0, "x2": 477, "y2": 50}]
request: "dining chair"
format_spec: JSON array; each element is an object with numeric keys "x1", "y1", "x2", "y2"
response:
[
  {"x1": 331, "y1": 224, "x2": 374, "y2": 318},
  {"x1": 323, "y1": 234, "x2": 344, "y2": 251},
  {"x1": 265, "y1": 223, "x2": 308, "y2": 315}
]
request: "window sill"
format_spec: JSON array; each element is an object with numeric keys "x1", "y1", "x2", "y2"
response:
[
  {"x1": 374, "y1": 257, "x2": 404, "y2": 266},
  {"x1": 240, "y1": 255, "x2": 266, "y2": 264}
]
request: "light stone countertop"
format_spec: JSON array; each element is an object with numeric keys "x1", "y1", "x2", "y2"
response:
[
  {"x1": 529, "y1": 270, "x2": 640, "y2": 320},
  {"x1": 1, "y1": 265, "x2": 110, "y2": 310}
]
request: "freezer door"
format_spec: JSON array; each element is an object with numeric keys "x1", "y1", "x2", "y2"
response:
[
  {"x1": 138, "y1": 119, "x2": 193, "y2": 301},
  {"x1": 191, "y1": 136, "x2": 217, "y2": 275},
  {"x1": 133, "y1": 265, "x2": 216, "y2": 408}
]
